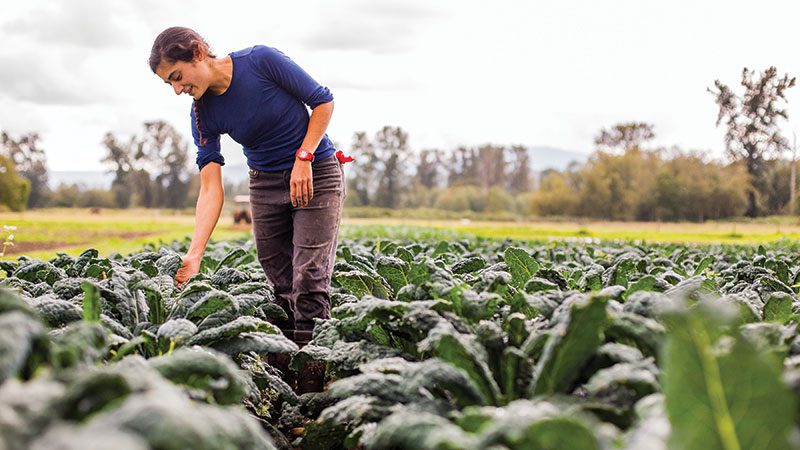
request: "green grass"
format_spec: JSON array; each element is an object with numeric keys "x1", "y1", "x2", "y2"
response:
[
  {"x1": 3, "y1": 209, "x2": 800, "y2": 263},
  {"x1": 454, "y1": 225, "x2": 800, "y2": 244},
  {"x1": 0, "y1": 209, "x2": 250, "y2": 260},
  {"x1": 339, "y1": 224, "x2": 476, "y2": 241},
  {"x1": 341, "y1": 218, "x2": 800, "y2": 245}
]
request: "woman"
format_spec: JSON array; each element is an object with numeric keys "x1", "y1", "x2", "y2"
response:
[{"x1": 148, "y1": 27, "x2": 346, "y2": 350}]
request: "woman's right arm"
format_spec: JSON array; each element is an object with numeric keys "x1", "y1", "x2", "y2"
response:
[{"x1": 175, "y1": 162, "x2": 225, "y2": 286}]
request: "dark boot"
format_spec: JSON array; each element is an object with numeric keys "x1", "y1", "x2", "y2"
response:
[
  {"x1": 296, "y1": 360, "x2": 326, "y2": 394},
  {"x1": 268, "y1": 352, "x2": 296, "y2": 388},
  {"x1": 266, "y1": 327, "x2": 296, "y2": 386},
  {"x1": 292, "y1": 328, "x2": 326, "y2": 394}
]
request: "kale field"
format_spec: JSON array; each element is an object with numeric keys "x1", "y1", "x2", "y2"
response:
[{"x1": 2, "y1": 234, "x2": 800, "y2": 449}]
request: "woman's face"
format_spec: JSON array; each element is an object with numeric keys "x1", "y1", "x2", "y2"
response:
[{"x1": 155, "y1": 57, "x2": 211, "y2": 100}]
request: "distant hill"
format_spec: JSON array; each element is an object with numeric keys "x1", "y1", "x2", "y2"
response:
[
  {"x1": 222, "y1": 147, "x2": 591, "y2": 185},
  {"x1": 48, "y1": 167, "x2": 249, "y2": 190},
  {"x1": 48, "y1": 171, "x2": 116, "y2": 190},
  {"x1": 527, "y1": 146, "x2": 588, "y2": 171},
  {"x1": 222, "y1": 163, "x2": 250, "y2": 185},
  {"x1": 47, "y1": 146, "x2": 589, "y2": 189}
]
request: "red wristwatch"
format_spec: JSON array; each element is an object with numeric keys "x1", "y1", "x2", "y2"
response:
[{"x1": 296, "y1": 148, "x2": 315, "y2": 162}]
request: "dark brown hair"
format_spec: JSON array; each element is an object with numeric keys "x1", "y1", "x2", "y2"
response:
[{"x1": 149, "y1": 27, "x2": 216, "y2": 146}]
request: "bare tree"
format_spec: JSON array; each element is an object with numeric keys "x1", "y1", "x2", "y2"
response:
[
  {"x1": 709, "y1": 66, "x2": 796, "y2": 216},
  {"x1": 476, "y1": 144, "x2": 506, "y2": 189},
  {"x1": 416, "y1": 148, "x2": 441, "y2": 189},
  {"x1": 448, "y1": 146, "x2": 479, "y2": 187},
  {"x1": 508, "y1": 145, "x2": 532, "y2": 194},
  {"x1": 102, "y1": 132, "x2": 135, "y2": 208},
  {"x1": 347, "y1": 131, "x2": 378, "y2": 206},
  {"x1": 373, "y1": 126, "x2": 409, "y2": 209}
]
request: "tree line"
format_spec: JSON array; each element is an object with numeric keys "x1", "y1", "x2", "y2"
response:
[
  {"x1": 0, "y1": 121, "x2": 202, "y2": 211},
  {"x1": 342, "y1": 123, "x2": 753, "y2": 221},
  {"x1": 344, "y1": 66, "x2": 797, "y2": 220},
  {"x1": 0, "y1": 66, "x2": 796, "y2": 221}
]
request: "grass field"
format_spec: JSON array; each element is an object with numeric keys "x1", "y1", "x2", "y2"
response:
[
  {"x1": 341, "y1": 217, "x2": 800, "y2": 245},
  {"x1": 2, "y1": 209, "x2": 800, "y2": 261},
  {"x1": 0, "y1": 208, "x2": 251, "y2": 260}
]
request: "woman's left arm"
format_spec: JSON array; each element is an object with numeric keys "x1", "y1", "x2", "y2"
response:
[
  {"x1": 291, "y1": 101, "x2": 334, "y2": 207},
  {"x1": 299, "y1": 101, "x2": 334, "y2": 152}
]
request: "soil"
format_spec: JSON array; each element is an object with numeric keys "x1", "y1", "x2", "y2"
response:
[
  {"x1": 2, "y1": 231, "x2": 158, "y2": 255},
  {"x1": 3, "y1": 241, "x2": 75, "y2": 255}
]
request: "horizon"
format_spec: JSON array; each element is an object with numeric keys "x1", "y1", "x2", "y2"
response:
[{"x1": 46, "y1": 145, "x2": 590, "y2": 190}]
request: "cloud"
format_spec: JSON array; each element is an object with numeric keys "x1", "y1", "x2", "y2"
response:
[
  {"x1": 0, "y1": 1, "x2": 149, "y2": 106},
  {"x1": 0, "y1": 52, "x2": 123, "y2": 106},
  {"x1": 328, "y1": 78, "x2": 420, "y2": 91},
  {"x1": 2, "y1": 0, "x2": 135, "y2": 48},
  {"x1": 302, "y1": 0, "x2": 444, "y2": 53},
  {"x1": 0, "y1": 95, "x2": 50, "y2": 133}
]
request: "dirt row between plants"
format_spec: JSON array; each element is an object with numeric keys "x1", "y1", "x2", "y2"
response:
[{"x1": 3, "y1": 231, "x2": 159, "y2": 255}]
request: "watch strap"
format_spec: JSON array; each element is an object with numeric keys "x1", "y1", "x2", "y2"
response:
[{"x1": 295, "y1": 148, "x2": 315, "y2": 162}]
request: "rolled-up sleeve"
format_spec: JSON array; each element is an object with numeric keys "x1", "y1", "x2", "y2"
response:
[
  {"x1": 253, "y1": 45, "x2": 334, "y2": 109},
  {"x1": 190, "y1": 106, "x2": 224, "y2": 171}
]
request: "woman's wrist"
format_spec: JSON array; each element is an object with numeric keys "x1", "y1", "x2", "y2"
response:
[
  {"x1": 296, "y1": 148, "x2": 315, "y2": 162},
  {"x1": 185, "y1": 249, "x2": 204, "y2": 260}
]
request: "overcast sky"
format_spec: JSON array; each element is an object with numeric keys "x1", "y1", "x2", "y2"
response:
[{"x1": 1, "y1": 0, "x2": 799, "y2": 171}]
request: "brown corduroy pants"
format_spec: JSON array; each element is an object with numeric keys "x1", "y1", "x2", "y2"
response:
[{"x1": 248, "y1": 154, "x2": 345, "y2": 335}]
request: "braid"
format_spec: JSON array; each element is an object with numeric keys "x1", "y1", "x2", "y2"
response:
[{"x1": 193, "y1": 99, "x2": 207, "y2": 146}]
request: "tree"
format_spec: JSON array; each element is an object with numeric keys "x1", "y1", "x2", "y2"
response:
[
  {"x1": 528, "y1": 145, "x2": 748, "y2": 221},
  {"x1": 527, "y1": 170, "x2": 578, "y2": 216},
  {"x1": 575, "y1": 125, "x2": 660, "y2": 220},
  {"x1": 398, "y1": 148, "x2": 443, "y2": 209},
  {"x1": 709, "y1": 66, "x2": 796, "y2": 216},
  {"x1": 650, "y1": 151, "x2": 748, "y2": 221},
  {"x1": 130, "y1": 168, "x2": 157, "y2": 208},
  {"x1": 373, "y1": 126, "x2": 409, "y2": 209},
  {"x1": 102, "y1": 121, "x2": 191, "y2": 209},
  {"x1": 139, "y1": 121, "x2": 191, "y2": 209},
  {"x1": 508, "y1": 145, "x2": 532, "y2": 194},
  {"x1": 346, "y1": 131, "x2": 378, "y2": 206},
  {"x1": 594, "y1": 122, "x2": 655, "y2": 153},
  {"x1": 760, "y1": 159, "x2": 792, "y2": 215},
  {"x1": 0, "y1": 155, "x2": 30, "y2": 211},
  {"x1": 476, "y1": 144, "x2": 506, "y2": 189},
  {"x1": 0, "y1": 131, "x2": 50, "y2": 208},
  {"x1": 48, "y1": 183, "x2": 116, "y2": 208},
  {"x1": 416, "y1": 149, "x2": 441, "y2": 189},
  {"x1": 447, "y1": 146, "x2": 479, "y2": 187},
  {"x1": 102, "y1": 132, "x2": 135, "y2": 208}
]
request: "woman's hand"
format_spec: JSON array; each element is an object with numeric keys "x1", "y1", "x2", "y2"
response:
[
  {"x1": 176, "y1": 162, "x2": 223, "y2": 289},
  {"x1": 175, "y1": 254, "x2": 201, "y2": 288},
  {"x1": 291, "y1": 160, "x2": 313, "y2": 207}
]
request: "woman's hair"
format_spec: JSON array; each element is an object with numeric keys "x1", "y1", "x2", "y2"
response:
[{"x1": 149, "y1": 27, "x2": 216, "y2": 146}]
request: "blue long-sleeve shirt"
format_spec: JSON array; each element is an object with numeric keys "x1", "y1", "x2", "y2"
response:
[{"x1": 190, "y1": 45, "x2": 335, "y2": 172}]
